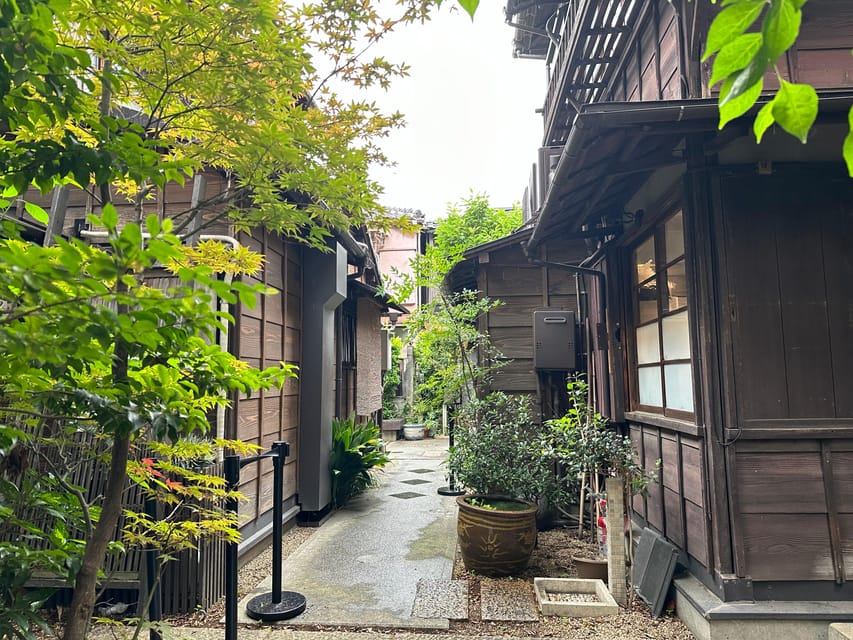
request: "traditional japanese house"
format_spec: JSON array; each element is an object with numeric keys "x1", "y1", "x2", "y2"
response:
[{"x1": 507, "y1": 0, "x2": 853, "y2": 637}]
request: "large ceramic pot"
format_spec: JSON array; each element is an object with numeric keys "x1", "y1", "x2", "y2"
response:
[{"x1": 456, "y1": 494, "x2": 538, "y2": 576}]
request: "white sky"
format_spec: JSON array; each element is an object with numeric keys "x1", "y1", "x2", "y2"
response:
[{"x1": 364, "y1": 2, "x2": 547, "y2": 219}]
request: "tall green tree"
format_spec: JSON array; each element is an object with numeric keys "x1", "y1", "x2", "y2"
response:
[
  {"x1": 387, "y1": 194, "x2": 522, "y2": 424},
  {"x1": 0, "y1": 1, "x2": 480, "y2": 638}
]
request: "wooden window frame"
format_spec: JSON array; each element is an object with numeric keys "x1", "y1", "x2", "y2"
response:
[{"x1": 629, "y1": 209, "x2": 695, "y2": 422}]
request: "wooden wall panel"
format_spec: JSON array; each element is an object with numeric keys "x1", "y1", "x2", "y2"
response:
[
  {"x1": 661, "y1": 435, "x2": 679, "y2": 491},
  {"x1": 798, "y1": 0, "x2": 853, "y2": 49},
  {"x1": 664, "y1": 487, "x2": 685, "y2": 547},
  {"x1": 832, "y1": 451, "x2": 853, "y2": 512},
  {"x1": 685, "y1": 500, "x2": 710, "y2": 566},
  {"x1": 487, "y1": 297, "x2": 543, "y2": 327},
  {"x1": 740, "y1": 514, "x2": 835, "y2": 580},
  {"x1": 840, "y1": 514, "x2": 853, "y2": 580},
  {"x1": 722, "y1": 175, "x2": 853, "y2": 424},
  {"x1": 487, "y1": 266, "x2": 543, "y2": 296},
  {"x1": 630, "y1": 425, "x2": 647, "y2": 519},
  {"x1": 735, "y1": 452, "x2": 826, "y2": 514},
  {"x1": 681, "y1": 443, "x2": 704, "y2": 506},
  {"x1": 823, "y1": 201, "x2": 853, "y2": 418},
  {"x1": 490, "y1": 326, "x2": 533, "y2": 359}
]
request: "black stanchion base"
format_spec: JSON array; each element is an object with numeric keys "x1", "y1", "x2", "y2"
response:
[
  {"x1": 245, "y1": 591, "x2": 307, "y2": 621},
  {"x1": 437, "y1": 486, "x2": 465, "y2": 496}
]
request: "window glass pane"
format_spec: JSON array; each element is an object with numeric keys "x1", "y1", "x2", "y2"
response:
[
  {"x1": 662, "y1": 311, "x2": 690, "y2": 360},
  {"x1": 639, "y1": 366, "x2": 663, "y2": 406},
  {"x1": 634, "y1": 236, "x2": 656, "y2": 285},
  {"x1": 637, "y1": 322, "x2": 660, "y2": 364},
  {"x1": 665, "y1": 211, "x2": 685, "y2": 263},
  {"x1": 664, "y1": 363, "x2": 694, "y2": 412},
  {"x1": 665, "y1": 260, "x2": 688, "y2": 312},
  {"x1": 637, "y1": 283, "x2": 658, "y2": 323}
]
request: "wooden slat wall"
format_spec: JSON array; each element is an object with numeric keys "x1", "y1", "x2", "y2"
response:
[
  {"x1": 630, "y1": 423, "x2": 710, "y2": 568},
  {"x1": 477, "y1": 243, "x2": 578, "y2": 400},
  {"x1": 718, "y1": 171, "x2": 853, "y2": 583},
  {"x1": 721, "y1": 174, "x2": 853, "y2": 427},
  {"x1": 234, "y1": 230, "x2": 301, "y2": 531},
  {"x1": 611, "y1": 0, "x2": 681, "y2": 103}
]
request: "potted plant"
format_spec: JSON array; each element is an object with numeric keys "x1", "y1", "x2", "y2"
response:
[
  {"x1": 546, "y1": 374, "x2": 655, "y2": 598},
  {"x1": 448, "y1": 392, "x2": 564, "y2": 576}
]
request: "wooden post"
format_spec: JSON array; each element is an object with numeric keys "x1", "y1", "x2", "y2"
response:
[{"x1": 605, "y1": 476, "x2": 627, "y2": 607}]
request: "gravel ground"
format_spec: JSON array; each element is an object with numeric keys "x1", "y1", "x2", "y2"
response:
[
  {"x1": 163, "y1": 523, "x2": 695, "y2": 639},
  {"x1": 42, "y1": 522, "x2": 694, "y2": 639}
]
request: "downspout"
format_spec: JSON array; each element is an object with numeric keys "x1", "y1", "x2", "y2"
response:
[
  {"x1": 525, "y1": 243, "x2": 612, "y2": 418},
  {"x1": 79, "y1": 229, "x2": 240, "y2": 456}
]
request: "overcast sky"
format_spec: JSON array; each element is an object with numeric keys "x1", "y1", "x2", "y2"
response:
[{"x1": 364, "y1": 2, "x2": 547, "y2": 219}]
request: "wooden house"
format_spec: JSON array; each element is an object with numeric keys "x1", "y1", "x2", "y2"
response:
[
  {"x1": 9, "y1": 172, "x2": 393, "y2": 611},
  {"x1": 506, "y1": 0, "x2": 853, "y2": 637}
]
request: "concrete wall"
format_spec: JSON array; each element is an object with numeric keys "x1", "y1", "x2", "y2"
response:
[{"x1": 356, "y1": 297, "x2": 382, "y2": 416}]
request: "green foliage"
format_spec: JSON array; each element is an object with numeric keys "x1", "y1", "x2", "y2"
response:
[
  {"x1": 382, "y1": 194, "x2": 521, "y2": 425},
  {"x1": 545, "y1": 375, "x2": 654, "y2": 498},
  {"x1": 705, "y1": 0, "x2": 851, "y2": 171},
  {"x1": 448, "y1": 392, "x2": 563, "y2": 504},
  {"x1": 329, "y1": 415, "x2": 391, "y2": 507},
  {"x1": 0, "y1": 213, "x2": 293, "y2": 637},
  {"x1": 382, "y1": 336, "x2": 403, "y2": 418}
]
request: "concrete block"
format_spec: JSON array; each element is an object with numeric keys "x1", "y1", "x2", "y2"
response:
[
  {"x1": 533, "y1": 577, "x2": 619, "y2": 617},
  {"x1": 830, "y1": 623, "x2": 853, "y2": 640}
]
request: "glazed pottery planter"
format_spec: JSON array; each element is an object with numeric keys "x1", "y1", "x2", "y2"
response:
[
  {"x1": 456, "y1": 494, "x2": 538, "y2": 576},
  {"x1": 402, "y1": 423, "x2": 425, "y2": 440}
]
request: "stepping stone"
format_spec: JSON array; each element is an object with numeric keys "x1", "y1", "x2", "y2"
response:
[
  {"x1": 389, "y1": 491, "x2": 426, "y2": 499},
  {"x1": 480, "y1": 578, "x2": 539, "y2": 622},
  {"x1": 409, "y1": 468, "x2": 435, "y2": 474},
  {"x1": 402, "y1": 479, "x2": 431, "y2": 485},
  {"x1": 412, "y1": 579, "x2": 469, "y2": 619}
]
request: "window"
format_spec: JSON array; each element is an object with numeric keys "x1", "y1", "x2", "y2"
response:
[{"x1": 632, "y1": 211, "x2": 694, "y2": 417}]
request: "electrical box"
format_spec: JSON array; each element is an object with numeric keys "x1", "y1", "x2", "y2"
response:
[{"x1": 533, "y1": 310, "x2": 576, "y2": 370}]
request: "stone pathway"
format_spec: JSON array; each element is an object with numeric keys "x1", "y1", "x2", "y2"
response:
[{"x1": 238, "y1": 438, "x2": 541, "y2": 629}]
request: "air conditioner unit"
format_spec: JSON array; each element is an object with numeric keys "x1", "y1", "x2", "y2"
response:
[{"x1": 537, "y1": 146, "x2": 562, "y2": 209}]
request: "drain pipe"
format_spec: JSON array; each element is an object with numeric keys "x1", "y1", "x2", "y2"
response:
[
  {"x1": 79, "y1": 229, "x2": 240, "y2": 455},
  {"x1": 525, "y1": 244, "x2": 612, "y2": 418}
]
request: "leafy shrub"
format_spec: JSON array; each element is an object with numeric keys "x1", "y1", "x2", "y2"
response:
[
  {"x1": 448, "y1": 393, "x2": 563, "y2": 504},
  {"x1": 330, "y1": 416, "x2": 390, "y2": 507},
  {"x1": 382, "y1": 336, "x2": 403, "y2": 419}
]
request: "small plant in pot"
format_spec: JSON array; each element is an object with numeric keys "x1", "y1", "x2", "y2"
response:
[{"x1": 448, "y1": 392, "x2": 564, "y2": 576}]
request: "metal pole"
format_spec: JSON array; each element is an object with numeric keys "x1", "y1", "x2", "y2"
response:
[
  {"x1": 144, "y1": 495, "x2": 162, "y2": 640},
  {"x1": 224, "y1": 455, "x2": 240, "y2": 640},
  {"x1": 438, "y1": 405, "x2": 464, "y2": 496},
  {"x1": 271, "y1": 441, "x2": 286, "y2": 603}
]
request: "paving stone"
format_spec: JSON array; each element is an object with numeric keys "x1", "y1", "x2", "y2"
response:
[
  {"x1": 412, "y1": 579, "x2": 469, "y2": 620},
  {"x1": 389, "y1": 491, "x2": 426, "y2": 499},
  {"x1": 401, "y1": 479, "x2": 431, "y2": 485},
  {"x1": 480, "y1": 578, "x2": 539, "y2": 622}
]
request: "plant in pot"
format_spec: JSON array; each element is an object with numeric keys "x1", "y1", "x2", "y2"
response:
[
  {"x1": 546, "y1": 374, "x2": 655, "y2": 595},
  {"x1": 448, "y1": 392, "x2": 564, "y2": 576}
]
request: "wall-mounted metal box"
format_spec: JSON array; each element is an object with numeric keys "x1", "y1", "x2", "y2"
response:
[{"x1": 533, "y1": 310, "x2": 576, "y2": 370}]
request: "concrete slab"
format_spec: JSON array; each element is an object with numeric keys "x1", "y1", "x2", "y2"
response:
[
  {"x1": 90, "y1": 629, "x2": 554, "y2": 640},
  {"x1": 239, "y1": 438, "x2": 459, "y2": 630},
  {"x1": 675, "y1": 574, "x2": 853, "y2": 640},
  {"x1": 533, "y1": 577, "x2": 618, "y2": 617},
  {"x1": 830, "y1": 623, "x2": 853, "y2": 640},
  {"x1": 411, "y1": 579, "x2": 469, "y2": 619},
  {"x1": 480, "y1": 578, "x2": 538, "y2": 622}
]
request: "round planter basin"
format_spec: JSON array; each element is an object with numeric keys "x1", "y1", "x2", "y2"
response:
[
  {"x1": 402, "y1": 424, "x2": 424, "y2": 440},
  {"x1": 572, "y1": 555, "x2": 608, "y2": 581},
  {"x1": 456, "y1": 494, "x2": 538, "y2": 576}
]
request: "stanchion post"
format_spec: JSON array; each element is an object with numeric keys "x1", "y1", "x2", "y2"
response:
[
  {"x1": 438, "y1": 404, "x2": 465, "y2": 496},
  {"x1": 224, "y1": 455, "x2": 240, "y2": 640},
  {"x1": 144, "y1": 495, "x2": 162, "y2": 640}
]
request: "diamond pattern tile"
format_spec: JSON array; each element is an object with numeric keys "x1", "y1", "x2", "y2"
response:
[
  {"x1": 389, "y1": 491, "x2": 425, "y2": 500},
  {"x1": 409, "y1": 468, "x2": 434, "y2": 474},
  {"x1": 402, "y1": 479, "x2": 431, "y2": 485}
]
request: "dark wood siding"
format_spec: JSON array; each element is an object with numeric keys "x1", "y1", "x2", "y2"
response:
[
  {"x1": 630, "y1": 423, "x2": 710, "y2": 569},
  {"x1": 718, "y1": 171, "x2": 853, "y2": 584},
  {"x1": 476, "y1": 241, "x2": 584, "y2": 413},
  {"x1": 234, "y1": 230, "x2": 302, "y2": 530}
]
